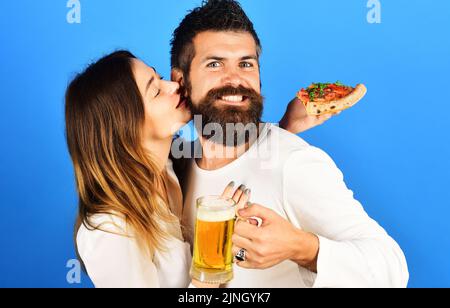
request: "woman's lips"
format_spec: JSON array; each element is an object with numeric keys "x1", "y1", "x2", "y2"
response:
[{"x1": 176, "y1": 97, "x2": 187, "y2": 109}]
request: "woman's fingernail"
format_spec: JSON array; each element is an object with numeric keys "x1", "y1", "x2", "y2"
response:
[
  {"x1": 238, "y1": 184, "x2": 246, "y2": 191},
  {"x1": 228, "y1": 181, "x2": 235, "y2": 187},
  {"x1": 244, "y1": 189, "x2": 251, "y2": 195}
]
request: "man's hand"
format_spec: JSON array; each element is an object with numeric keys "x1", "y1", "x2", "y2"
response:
[
  {"x1": 232, "y1": 204, "x2": 319, "y2": 272},
  {"x1": 279, "y1": 97, "x2": 341, "y2": 135}
]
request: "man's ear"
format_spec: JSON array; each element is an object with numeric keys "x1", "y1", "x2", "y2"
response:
[
  {"x1": 171, "y1": 68, "x2": 184, "y2": 85},
  {"x1": 172, "y1": 68, "x2": 189, "y2": 97}
]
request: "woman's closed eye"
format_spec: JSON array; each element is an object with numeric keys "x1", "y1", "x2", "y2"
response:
[{"x1": 153, "y1": 76, "x2": 164, "y2": 97}]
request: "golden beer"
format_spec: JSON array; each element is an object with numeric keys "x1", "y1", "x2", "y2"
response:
[{"x1": 190, "y1": 196, "x2": 236, "y2": 284}]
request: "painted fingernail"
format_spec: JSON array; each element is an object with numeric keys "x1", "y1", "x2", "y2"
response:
[
  {"x1": 228, "y1": 181, "x2": 235, "y2": 187},
  {"x1": 244, "y1": 189, "x2": 251, "y2": 195},
  {"x1": 238, "y1": 184, "x2": 246, "y2": 191}
]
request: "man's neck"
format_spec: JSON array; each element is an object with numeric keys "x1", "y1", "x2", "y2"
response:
[
  {"x1": 196, "y1": 137, "x2": 250, "y2": 171},
  {"x1": 196, "y1": 123, "x2": 265, "y2": 171}
]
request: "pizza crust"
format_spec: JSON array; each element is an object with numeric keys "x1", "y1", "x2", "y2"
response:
[{"x1": 301, "y1": 84, "x2": 367, "y2": 116}]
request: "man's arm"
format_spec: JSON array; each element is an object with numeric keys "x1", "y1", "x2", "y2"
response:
[
  {"x1": 233, "y1": 146, "x2": 409, "y2": 287},
  {"x1": 281, "y1": 147, "x2": 409, "y2": 287}
]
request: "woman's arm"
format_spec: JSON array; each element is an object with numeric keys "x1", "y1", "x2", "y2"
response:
[
  {"x1": 279, "y1": 98, "x2": 340, "y2": 134},
  {"x1": 77, "y1": 224, "x2": 161, "y2": 288}
]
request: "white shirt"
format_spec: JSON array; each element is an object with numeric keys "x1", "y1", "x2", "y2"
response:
[
  {"x1": 76, "y1": 161, "x2": 192, "y2": 288},
  {"x1": 181, "y1": 123, "x2": 409, "y2": 288}
]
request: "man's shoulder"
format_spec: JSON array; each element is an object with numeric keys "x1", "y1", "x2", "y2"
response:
[
  {"x1": 266, "y1": 124, "x2": 310, "y2": 150},
  {"x1": 262, "y1": 123, "x2": 316, "y2": 160},
  {"x1": 262, "y1": 124, "x2": 337, "y2": 171}
]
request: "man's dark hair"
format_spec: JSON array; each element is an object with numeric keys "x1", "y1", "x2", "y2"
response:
[{"x1": 170, "y1": 0, "x2": 262, "y2": 76}]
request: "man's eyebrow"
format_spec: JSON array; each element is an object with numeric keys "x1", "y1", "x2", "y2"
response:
[
  {"x1": 201, "y1": 55, "x2": 258, "y2": 64},
  {"x1": 201, "y1": 56, "x2": 225, "y2": 63},
  {"x1": 240, "y1": 55, "x2": 258, "y2": 61}
]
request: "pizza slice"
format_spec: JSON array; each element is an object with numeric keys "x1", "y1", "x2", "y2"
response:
[{"x1": 296, "y1": 81, "x2": 367, "y2": 116}]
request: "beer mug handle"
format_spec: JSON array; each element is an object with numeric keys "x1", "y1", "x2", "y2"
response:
[
  {"x1": 250, "y1": 216, "x2": 263, "y2": 227},
  {"x1": 236, "y1": 216, "x2": 262, "y2": 227}
]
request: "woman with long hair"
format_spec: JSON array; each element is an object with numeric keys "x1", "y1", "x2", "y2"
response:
[{"x1": 66, "y1": 50, "x2": 248, "y2": 287}]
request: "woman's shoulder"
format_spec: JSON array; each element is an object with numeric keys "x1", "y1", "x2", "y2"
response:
[
  {"x1": 76, "y1": 213, "x2": 130, "y2": 251},
  {"x1": 75, "y1": 213, "x2": 142, "y2": 274},
  {"x1": 79, "y1": 212, "x2": 127, "y2": 233}
]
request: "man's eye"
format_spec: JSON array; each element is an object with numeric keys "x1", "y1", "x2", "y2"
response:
[
  {"x1": 207, "y1": 62, "x2": 221, "y2": 68},
  {"x1": 154, "y1": 89, "x2": 161, "y2": 98},
  {"x1": 240, "y1": 62, "x2": 253, "y2": 68}
]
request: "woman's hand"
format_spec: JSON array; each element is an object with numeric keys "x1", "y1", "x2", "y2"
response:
[
  {"x1": 279, "y1": 97, "x2": 341, "y2": 135},
  {"x1": 222, "y1": 182, "x2": 260, "y2": 226},
  {"x1": 221, "y1": 181, "x2": 251, "y2": 212}
]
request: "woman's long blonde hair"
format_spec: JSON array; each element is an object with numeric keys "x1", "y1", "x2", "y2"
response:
[{"x1": 65, "y1": 50, "x2": 177, "y2": 258}]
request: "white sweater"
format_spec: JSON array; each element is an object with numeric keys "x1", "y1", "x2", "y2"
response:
[
  {"x1": 181, "y1": 123, "x2": 409, "y2": 288},
  {"x1": 76, "y1": 160, "x2": 192, "y2": 288}
]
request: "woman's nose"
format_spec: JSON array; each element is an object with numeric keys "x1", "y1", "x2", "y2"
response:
[{"x1": 162, "y1": 80, "x2": 180, "y2": 95}]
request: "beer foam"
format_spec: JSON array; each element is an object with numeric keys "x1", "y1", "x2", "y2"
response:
[{"x1": 197, "y1": 206, "x2": 236, "y2": 222}]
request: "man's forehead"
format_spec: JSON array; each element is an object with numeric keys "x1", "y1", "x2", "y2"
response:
[{"x1": 193, "y1": 31, "x2": 257, "y2": 58}]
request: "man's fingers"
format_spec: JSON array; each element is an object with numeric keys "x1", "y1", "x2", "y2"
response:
[
  {"x1": 235, "y1": 261, "x2": 254, "y2": 269},
  {"x1": 316, "y1": 114, "x2": 332, "y2": 123},
  {"x1": 232, "y1": 245, "x2": 240, "y2": 257},
  {"x1": 237, "y1": 203, "x2": 274, "y2": 222},
  {"x1": 232, "y1": 245, "x2": 247, "y2": 258},
  {"x1": 232, "y1": 246, "x2": 253, "y2": 264},
  {"x1": 234, "y1": 218, "x2": 258, "y2": 240},
  {"x1": 232, "y1": 233, "x2": 252, "y2": 250}
]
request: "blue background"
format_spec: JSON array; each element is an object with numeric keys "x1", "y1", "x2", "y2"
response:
[{"x1": 0, "y1": 0, "x2": 449, "y2": 288}]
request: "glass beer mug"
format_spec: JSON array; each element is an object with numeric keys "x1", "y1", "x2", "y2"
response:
[{"x1": 190, "y1": 196, "x2": 237, "y2": 284}]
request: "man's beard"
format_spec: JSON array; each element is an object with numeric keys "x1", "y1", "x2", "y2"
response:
[{"x1": 186, "y1": 84, "x2": 264, "y2": 147}]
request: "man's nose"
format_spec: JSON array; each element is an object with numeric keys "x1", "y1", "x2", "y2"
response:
[{"x1": 222, "y1": 68, "x2": 244, "y2": 87}]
